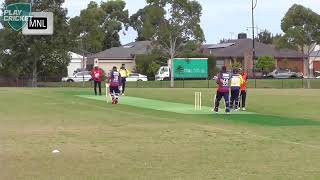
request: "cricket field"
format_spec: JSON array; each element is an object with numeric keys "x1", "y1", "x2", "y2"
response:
[{"x1": 1, "y1": 88, "x2": 320, "y2": 180}]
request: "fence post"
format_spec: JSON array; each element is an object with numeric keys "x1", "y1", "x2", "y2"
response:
[{"x1": 182, "y1": 78, "x2": 184, "y2": 88}]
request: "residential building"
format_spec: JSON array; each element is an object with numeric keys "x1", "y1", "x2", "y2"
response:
[
  {"x1": 67, "y1": 52, "x2": 86, "y2": 77},
  {"x1": 87, "y1": 41, "x2": 151, "y2": 72},
  {"x1": 200, "y1": 34, "x2": 305, "y2": 76},
  {"x1": 310, "y1": 50, "x2": 320, "y2": 74}
]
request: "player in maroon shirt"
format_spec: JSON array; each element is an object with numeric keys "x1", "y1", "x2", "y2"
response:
[
  {"x1": 91, "y1": 66, "x2": 104, "y2": 96},
  {"x1": 214, "y1": 66, "x2": 231, "y2": 114},
  {"x1": 108, "y1": 66, "x2": 122, "y2": 104}
]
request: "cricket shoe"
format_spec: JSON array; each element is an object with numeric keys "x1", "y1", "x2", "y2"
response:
[
  {"x1": 242, "y1": 107, "x2": 246, "y2": 111},
  {"x1": 114, "y1": 99, "x2": 119, "y2": 104},
  {"x1": 213, "y1": 107, "x2": 219, "y2": 114},
  {"x1": 234, "y1": 108, "x2": 240, "y2": 112}
]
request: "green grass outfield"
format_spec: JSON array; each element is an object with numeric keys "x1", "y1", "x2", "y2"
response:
[{"x1": 1, "y1": 88, "x2": 320, "y2": 179}]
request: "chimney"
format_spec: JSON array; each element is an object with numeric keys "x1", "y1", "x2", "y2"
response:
[{"x1": 238, "y1": 33, "x2": 247, "y2": 39}]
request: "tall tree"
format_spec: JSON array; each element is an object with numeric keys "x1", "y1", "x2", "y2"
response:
[
  {"x1": 70, "y1": 2, "x2": 105, "y2": 53},
  {"x1": 272, "y1": 33, "x2": 299, "y2": 50},
  {"x1": 100, "y1": 0, "x2": 129, "y2": 48},
  {"x1": 281, "y1": 4, "x2": 320, "y2": 80},
  {"x1": 70, "y1": 0, "x2": 129, "y2": 53},
  {"x1": 130, "y1": 5, "x2": 165, "y2": 41},
  {"x1": 0, "y1": 0, "x2": 73, "y2": 86},
  {"x1": 135, "y1": 0, "x2": 205, "y2": 87},
  {"x1": 257, "y1": 30, "x2": 273, "y2": 44}
]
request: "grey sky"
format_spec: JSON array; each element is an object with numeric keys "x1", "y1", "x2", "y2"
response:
[{"x1": 2, "y1": 0, "x2": 320, "y2": 44}]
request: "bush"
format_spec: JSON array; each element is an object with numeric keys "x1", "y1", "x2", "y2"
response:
[
  {"x1": 135, "y1": 54, "x2": 166, "y2": 77},
  {"x1": 256, "y1": 56, "x2": 276, "y2": 74},
  {"x1": 231, "y1": 61, "x2": 242, "y2": 69}
]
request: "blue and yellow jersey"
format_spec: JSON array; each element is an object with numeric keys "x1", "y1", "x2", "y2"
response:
[
  {"x1": 230, "y1": 74, "x2": 244, "y2": 90},
  {"x1": 119, "y1": 68, "x2": 130, "y2": 78}
]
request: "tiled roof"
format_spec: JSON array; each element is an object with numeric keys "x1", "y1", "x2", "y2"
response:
[
  {"x1": 90, "y1": 41, "x2": 152, "y2": 59},
  {"x1": 202, "y1": 39, "x2": 305, "y2": 59}
]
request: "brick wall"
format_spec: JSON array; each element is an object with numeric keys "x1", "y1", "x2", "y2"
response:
[
  {"x1": 314, "y1": 61, "x2": 320, "y2": 71},
  {"x1": 243, "y1": 49, "x2": 253, "y2": 76},
  {"x1": 277, "y1": 58, "x2": 304, "y2": 73}
]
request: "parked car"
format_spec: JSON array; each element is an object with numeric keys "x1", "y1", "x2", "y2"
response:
[
  {"x1": 315, "y1": 71, "x2": 320, "y2": 79},
  {"x1": 266, "y1": 69, "x2": 303, "y2": 79},
  {"x1": 126, "y1": 73, "x2": 148, "y2": 82},
  {"x1": 62, "y1": 71, "x2": 92, "y2": 82}
]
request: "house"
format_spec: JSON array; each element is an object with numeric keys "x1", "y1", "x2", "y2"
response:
[
  {"x1": 67, "y1": 52, "x2": 86, "y2": 77},
  {"x1": 200, "y1": 34, "x2": 305, "y2": 76},
  {"x1": 87, "y1": 41, "x2": 152, "y2": 72},
  {"x1": 310, "y1": 50, "x2": 320, "y2": 73}
]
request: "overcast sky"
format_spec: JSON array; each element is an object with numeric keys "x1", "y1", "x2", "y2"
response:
[{"x1": 2, "y1": 0, "x2": 320, "y2": 45}]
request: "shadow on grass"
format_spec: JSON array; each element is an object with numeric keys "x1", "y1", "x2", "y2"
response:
[{"x1": 212, "y1": 114, "x2": 320, "y2": 127}]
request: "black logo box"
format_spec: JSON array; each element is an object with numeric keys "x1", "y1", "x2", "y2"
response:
[{"x1": 28, "y1": 17, "x2": 47, "y2": 29}]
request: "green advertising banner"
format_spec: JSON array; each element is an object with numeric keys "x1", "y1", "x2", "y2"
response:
[{"x1": 174, "y1": 58, "x2": 208, "y2": 78}]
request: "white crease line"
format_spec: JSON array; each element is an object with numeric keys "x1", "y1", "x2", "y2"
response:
[{"x1": 23, "y1": 92, "x2": 320, "y2": 150}]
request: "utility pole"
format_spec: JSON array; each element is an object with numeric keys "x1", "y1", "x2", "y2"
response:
[
  {"x1": 79, "y1": 32, "x2": 87, "y2": 87},
  {"x1": 252, "y1": 0, "x2": 257, "y2": 78},
  {"x1": 230, "y1": 32, "x2": 234, "y2": 40}
]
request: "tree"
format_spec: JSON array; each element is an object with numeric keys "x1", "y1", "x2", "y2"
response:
[
  {"x1": 0, "y1": 0, "x2": 73, "y2": 86},
  {"x1": 257, "y1": 30, "x2": 273, "y2": 44},
  {"x1": 147, "y1": 61, "x2": 161, "y2": 77},
  {"x1": 219, "y1": 38, "x2": 232, "y2": 43},
  {"x1": 130, "y1": 5, "x2": 165, "y2": 41},
  {"x1": 231, "y1": 61, "x2": 242, "y2": 69},
  {"x1": 135, "y1": 54, "x2": 165, "y2": 77},
  {"x1": 69, "y1": 0, "x2": 129, "y2": 53},
  {"x1": 255, "y1": 56, "x2": 276, "y2": 74},
  {"x1": 281, "y1": 4, "x2": 320, "y2": 81},
  {"x1": 100, "y1": 0, "x2": 129, "y2": 48},
  {"x1": 70, "y1": 2, "x2": 105, "y2": 53},
  {"x1": 272, "y1": 33, "x2": 299, "y2": 50},
  {"x1": 135, "y1": 0, "x2": 205, "y2": 87}
]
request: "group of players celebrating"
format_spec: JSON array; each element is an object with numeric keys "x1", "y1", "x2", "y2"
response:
[{"x1": 214, "y1": 66, "x2": 248, "y2": 114}]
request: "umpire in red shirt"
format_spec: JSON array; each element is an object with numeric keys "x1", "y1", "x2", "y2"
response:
[{"x1": 91, "y1": 65, "x2": 104, "y2": 96}]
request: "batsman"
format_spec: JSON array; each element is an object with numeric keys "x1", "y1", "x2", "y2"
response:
[
  {"x1": 108, "y1": 66, "x2": 122, "y2": 104},
  {"x1": 213, "y1": 66, "x2": 231, "y2": 114}
]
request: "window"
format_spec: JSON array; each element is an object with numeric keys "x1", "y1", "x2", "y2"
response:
[
  {"x1": 76, "y1": 72, "x2": 84, "y2": 76},
  {"x1": 278, "y1": 70, "x2": 288, "y2": 73},
  {"x1": 216, "y1": 60, "x2": 224, "y2": 69},
  {"x1": 130, "y1": 73, "x2": 138, "y2": 77}
]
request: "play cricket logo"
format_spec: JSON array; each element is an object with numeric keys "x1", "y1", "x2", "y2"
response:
[{"x1": 2, "y1": 3, "x2": 32, "y2": 31}]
